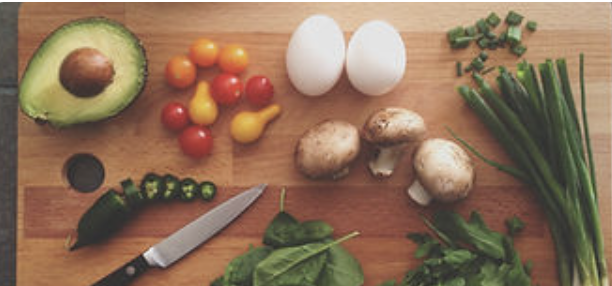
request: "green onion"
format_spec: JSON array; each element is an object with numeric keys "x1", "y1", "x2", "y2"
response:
[
  {"x1": 451, "y1": 37, "x2": 472, "y2": 49},
  {"x1": 456, "y1": 61, "x2": 463, "y2": 77},
  {"x1": 486, "y1": 12, "x2": 501, "y2": 27},
  {"x1": 447, "y1": 26, "x2": 465, "y2": 42},
  {"x1": 527, "y1": 20, "x2": 538, "y2": 31},
  {"x1": 454, "y1": 55, "x2": 608, "y2": 286},
  {"x1": 507, "y1": 25, "x2": 522, "y2": 46},
  {"x1": 477, "y1": 37, "x2": 489, "y2": 49},
  {"x1": 505, "y1": 10, "x2": 524, "y2": 25},
  {"x1": 511, "y1": 44, "x2": 527, "y2": 57},
  {"x1": 466, "y1": 26, "x2": 477, "y2": 37},
  {"x1": 479, "y1": 51, "x2": 489, "y2": 61},
  {"x1": 476, "y1": 18, "x2": 489, "y2": 33},
  {"x1": 470, "y1": 57, "x2": 485, "y2": 72}
]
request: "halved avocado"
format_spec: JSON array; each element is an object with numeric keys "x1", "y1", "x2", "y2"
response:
[{"x1": 19, "y1": 17, "x2": 147, "y2": 127}]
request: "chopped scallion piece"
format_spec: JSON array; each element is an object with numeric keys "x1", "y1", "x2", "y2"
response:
[
  {"x1": 471, "y1": 57, "x2": 485, "y2": 72},
  {"x1": 466, "y1": 26, "x2": 477, "y2": 37},
  {"x1": 451, "y1": 37, "x2": 473, "y2": 49},
  {"x1": 477, "y1": 37, "x2": 490, "y2": 49},
  {"x1": 507, "y1": 25, "x2": 522, "y2": 46},
  {"x1": 488, "y1": 39, "x2": 500, "y2": 50},
  {"x1": 485, "y1": 30, "x2": 496, "y2": 39},
  {"x1": 505, "y1": 10, "x2": 524, "y2": 26},
  {"x1": 447, "y1": 26, "x2": 465, "y2": 43},
  {"x1": 482, "y1": 66, "x2": 496, "y2": 75},
  {"x1": 476, "y1": 18, "x2": 489, "y2": 33},
  {"x1": 486, "y1": 12, "x2": 501, "y2": 27},
  {"x1": 456, "y1": 61, "x2": 463, "y2": 77},
  {"x1": 511, "y1": 44, "x2": 527, "y2": 56},
  {"x1": 479, "y1": 51, "x2": 489, "y2": 61},
  {"x1": 526, "y1": 20, "x2": 537, "y2": 32}
]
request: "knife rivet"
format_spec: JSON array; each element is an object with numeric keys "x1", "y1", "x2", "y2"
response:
[{"x1": 125, "y1": 265, "x2": 136, "y2": 276}]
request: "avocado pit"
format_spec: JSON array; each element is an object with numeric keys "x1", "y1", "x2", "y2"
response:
[{"x1": 60, "y1": 47, "x2": 114, "y2": 97}]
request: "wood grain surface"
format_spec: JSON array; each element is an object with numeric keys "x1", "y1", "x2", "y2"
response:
[{"x1": 17, "y1": 3, "x2": 612, "y2": 286}]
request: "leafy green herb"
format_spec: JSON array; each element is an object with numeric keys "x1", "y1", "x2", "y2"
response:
[
  {"x1": 505, "y1": 216, "x2": 525, "y2": 236},
  {"x1": 380, "y1": 211, "x2": 532, "y2": 286}
]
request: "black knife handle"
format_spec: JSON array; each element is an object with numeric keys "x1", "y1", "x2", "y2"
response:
[{"x1": 91, "y1": 255, "x2": 150, "y2": 286}]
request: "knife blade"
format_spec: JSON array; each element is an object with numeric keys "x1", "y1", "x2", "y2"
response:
[{"x1": 90, "y1": 183, "x2": 267, "y2": 286}]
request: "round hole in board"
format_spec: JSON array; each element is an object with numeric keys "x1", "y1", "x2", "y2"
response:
[{"x1": 63, "y1": 153, "x2": 105, "y2": 193}]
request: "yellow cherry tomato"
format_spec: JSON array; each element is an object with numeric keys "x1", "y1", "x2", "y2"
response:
[
  {"x1": 230, "y1": 104, "x2": 281, "y2": 144},
  {"x1": 189, "y1": 81, "x2": 218, "y2": 126}
]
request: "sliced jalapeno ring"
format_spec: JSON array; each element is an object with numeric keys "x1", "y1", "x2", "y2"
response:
[
  {"x1": 180, "y1": 178, "x2": 198, "y2": 202},
  {"x1": 161, "y1": 174, "x2": 180, "y2": 200},
  {"x1": 198, "y1": 181, "x2": 217, "y2": 202},
  {"x1": 140, "y1": 173, "x2": 164, "y2": 201}
]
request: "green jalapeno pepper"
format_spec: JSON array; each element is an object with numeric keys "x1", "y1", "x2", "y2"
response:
[{"x1": 69, "y1": 189, "x2": 131, "y2": 251}]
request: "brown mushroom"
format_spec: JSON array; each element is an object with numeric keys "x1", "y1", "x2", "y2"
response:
[
  {"x1": 362, "y1": 107, "x2": 426, "y2": 178},
  {"x1": 407, "y1": 138, "x2": 475, "y2": 206},
  {"x1": 295, "y1": 119, "x2": 360, "y2": 180}
]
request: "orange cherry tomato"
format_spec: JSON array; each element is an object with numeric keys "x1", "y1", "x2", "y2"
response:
[
  {"x1": 165, "y1": 55, "x2": 197, "y2": 89},
  {"x1": 218, "y1": 44, "x2": 249, "y2": 74},
  {"x1": 189, "y1": 38, "x2": 219, "y2": 68}
]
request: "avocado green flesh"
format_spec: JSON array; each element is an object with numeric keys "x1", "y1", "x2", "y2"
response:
[{"x1": 19, "y1": 18, "x2": 147, "y2": 127}]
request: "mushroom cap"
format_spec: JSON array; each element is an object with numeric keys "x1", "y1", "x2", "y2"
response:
[
  {"x1": 362, "y1": 107, "x2": 426, "y2": 147},
  {"x1": 295, "y1": 119, "x2": 360, "y2": 179},
  {"x1": 413, "y1": 138, "x2": 474, "y2": 202}
]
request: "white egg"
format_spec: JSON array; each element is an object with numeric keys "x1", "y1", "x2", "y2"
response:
[
  {"x1": 346, "y1": 20, "x2": 406, "y2": 96},
  {"x1": 286, "y1": 15, "x2": 345, "y2": 97}
]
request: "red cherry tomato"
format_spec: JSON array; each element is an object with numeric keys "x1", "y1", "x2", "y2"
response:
[
  {"x1": 211, "y1": 73, "x2": 242, "y2": 106},
  {"x1": 178, "y1": 125, "x2": 213, "y2": 158},
  {"x1": 161, "y1": 102, "x2": 190, "y2": 132},
  {"x1": 245, "y1": 75, "x2": 274, "y2": 106}
]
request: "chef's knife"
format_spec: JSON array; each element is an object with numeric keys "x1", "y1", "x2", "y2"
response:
[{"x1": 90, "y1": 183, "x2": 267, "y2": 286}]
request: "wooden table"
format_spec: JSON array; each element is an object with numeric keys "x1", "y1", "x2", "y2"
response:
[{"x1": 17, "y1": 3, "x2": 612, "y2": 286}]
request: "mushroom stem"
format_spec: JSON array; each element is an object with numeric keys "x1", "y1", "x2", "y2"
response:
[
  {"x1": 407, "y1": 179, "x2": 433, "y2": 206},
  {"x1": 368, "y1": 144, "x2": 406, "y2": 177},
  {"x1": 332, "y1": 167, "x2": 350, "y2": 180}
]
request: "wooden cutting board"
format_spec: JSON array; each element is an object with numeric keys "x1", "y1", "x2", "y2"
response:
[{"x1": 17, "y1": 3, "x2": 612, "y2": 286}]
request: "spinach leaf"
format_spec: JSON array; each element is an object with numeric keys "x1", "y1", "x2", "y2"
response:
[
  {"x1": 224, "y1": 246, "x2": 273, "y2": 286},
  {"x1": 263, "y1": 211, "x2": 303, "y2": 247},
  {"x1": 253, "y1": 232, "x2": 359, "y2": 286},
  {"x1": 377, "y1": 281, "x2": 397, "y2": 286},
  {"x1": 301, "y1": 220, "x2": 334, "y2": 242},
  {"x1": 317, "y1": 245, "x2": 364, "y2": 286},
  {"x1": 210, "y1": 276, "x2": 224, "y2": 286}
]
